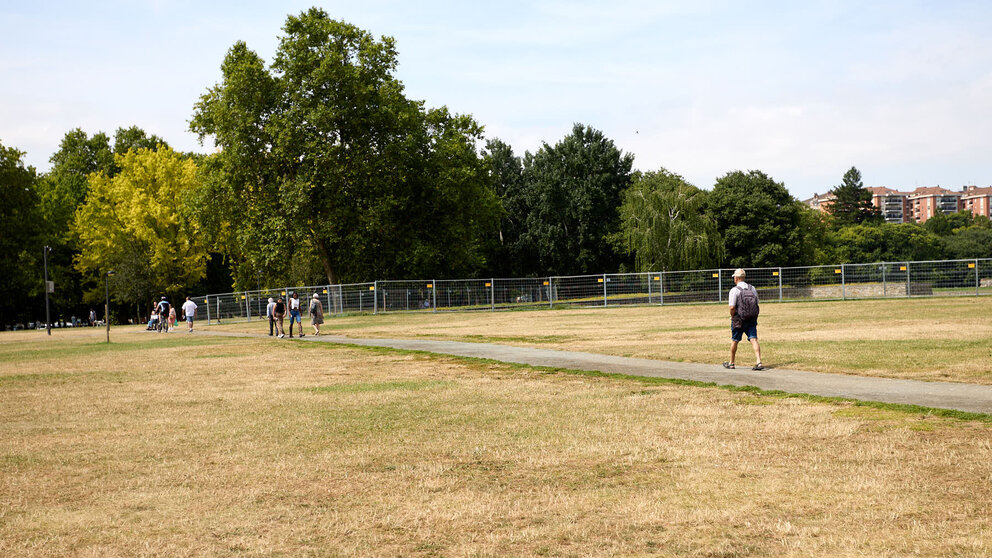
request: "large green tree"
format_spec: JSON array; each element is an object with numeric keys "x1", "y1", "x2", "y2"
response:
[
  {"x1": 190, "y1": 9, "x2": 498, "y2": 286},
  {"x1": 72, "y1": 147, "x2": 210, "y2": 313},
  {"x1": 514, "y1": 124, "x2": 634, "y2": 276},
  {"x1": 830, "y1": 166, "x2": 880, "y2": 226},
  {"x1": 36, "y1": 127, "x2": 169, "y2": 320},
  {"x1": 481, "y1": 138, "x2": 523, "y2": 277},
  {"x1": 0, "y1": 141, "x2": 43, "y2": 327},
  {"x1": 707, "y1": 170, "x2": 815, "y2": 268},
  {"x1": 619, "y1": 169, "x2": 724, "y2": 271}
]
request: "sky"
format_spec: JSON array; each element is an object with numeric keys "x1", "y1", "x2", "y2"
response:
[{"x1": 2, "y1": 0, "x2": 991, "y2": 200}]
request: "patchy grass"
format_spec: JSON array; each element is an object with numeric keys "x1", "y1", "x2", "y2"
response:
[
  {"x1": 0, "y1": 327, "x2": 991, "y2": 556},
  {"x1": 212, "y1": 296, "x2": 992, "y2": 384}
]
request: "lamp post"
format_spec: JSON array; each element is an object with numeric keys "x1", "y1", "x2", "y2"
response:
[
  {"x1": 105, "y1": 270, "x2": 115, "y2": 343},
  {"x1": 43, "y1": 245, "x2": 52, "y2": 336}
]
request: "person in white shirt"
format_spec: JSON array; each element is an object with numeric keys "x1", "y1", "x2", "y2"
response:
[
  {"x1": 266, "y1": 297, "x2": 275, "y2": 336},
  {"x1": 723, "y1": 268, "x2": 763, "y2": 370},
  {"x1": 181, "y1": 297, "x2": 198, "y2": 333},
  {"x1": 288, "y1": 292, "x2": 304, "y2": 338}
]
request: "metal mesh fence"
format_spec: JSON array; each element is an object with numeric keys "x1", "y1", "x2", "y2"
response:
[{"x1": 200, "y1": 258, "x2": 991, "y2": 324}]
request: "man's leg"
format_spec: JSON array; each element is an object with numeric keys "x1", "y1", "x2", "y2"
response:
[
  {"x1": 269, "y1": 317, "x2": 274, "y2": 336},
  {"x1": 289, "y1": 314, "x2": 295, "y2": 337},
  {"x1": 750, "y1": 337, "x2": 762, "y2": 364},
  {"x1": 729, "y1": 340, "x2": 739, "y2": 365}
]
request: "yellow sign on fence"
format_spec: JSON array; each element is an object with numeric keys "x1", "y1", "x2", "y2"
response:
[
  {"x1": 597, "y1": 278, "x2": 604, "y2": 283},
  {"x1": 835, "y1": 269, "x2": 842, "y2": 274},
  {"x1": 900, "y1": 266, "x2": 907, "y2": 271},
  {"x1": 772, "y1": 271, "x2": 779, "y2": 276},
  {"x1": 653, "y1": 276, "x2": 660, "y2": 281},
  {"x1": 968, "y1": 263, "x2": 976, "y2": 269},
  {"x1": 712, "y1": 273, "x2": 719, "y2": 278},
  {"x1": 240, "y1": 295, "x2": 245, "y2": 299},
  {"x1": 485, "y1": 283, "x2": 491, "y2": 287},
  {"x1": 543, "y1": 281, "x2": 550, "y2": 286},
  {"x1": 322, "y1": 289, "x2": 327, "y2": 294},
  {"x1": 369, "y1": 286, "x2": 375, "y2": 291},
  {"x1": 427, "y1": 284, "x2": 433, "y2": 289}
]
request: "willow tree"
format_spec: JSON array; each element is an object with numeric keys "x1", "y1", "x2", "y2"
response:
[
  {"x1": 619, "y1": 169, "x2": 724, "y2": 271},
  {"x1": 190, "y1": 8, "x2": 498, "y2": 286}
]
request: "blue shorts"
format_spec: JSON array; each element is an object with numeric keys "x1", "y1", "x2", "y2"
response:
[
  {"x1": 290, "y1": 309, "x2": 302, "y2": 323},
  {"x1": 186, "y1": 316, "x2": 194, "y2": 323},
  {"x1": 731, "y1": 319, "x2": 757, "y2": 342}
]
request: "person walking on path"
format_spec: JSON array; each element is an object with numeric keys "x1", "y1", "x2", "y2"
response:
[
  {"x1": 167, "y1": 305, "x2": 177, "y2": 332},
  {"x1": 266, "y1": 297, "x2": 275, "y2": 336},
  {"x1": 723, "y1": 268, "x2": 764, "y2": 370},
  {"x1": 309, "y1": 293, "x2": 324, "y2": 336},
  {"x1": 273, "y1": 297, "x2": 287, "y2": 338},
  {"x1": 288, "y1": 292, "x2": 305, "y2": 338},
  {"x1": 181, "y1": 296, "x2": 198, "y2": 333}
]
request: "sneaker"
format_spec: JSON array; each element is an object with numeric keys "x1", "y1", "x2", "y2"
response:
[
  {"x1": 299, "y1": 333, "x2": 304, "y2": 337},
  {"x1": 722, "y1": 362, "x2": 735, "y2": 369},
  {"x1": 752, "y1": 363, "x2": 765, "y2": 371}
]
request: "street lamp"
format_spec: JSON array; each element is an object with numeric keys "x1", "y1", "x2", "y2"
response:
[
  {"x1": 105, "y1": 270, "x2": 115, "y2": 343},
  {"x1": 43, "y1": 246, "x2": 52, "y2": 336}
]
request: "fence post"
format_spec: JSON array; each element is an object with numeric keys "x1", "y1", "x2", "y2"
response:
[
  {"x1": 718, "y1": 269, "x2": 722, "y2": 302},
  {"x1": 206, "y1": 295, "x2": 211, "y2": 325},
  {"x1": 548, "y1": 277, "x2": 553, "y2": 309},
  {"x1": 603, "y1": 274, "x2": 608, "y2": 307},
  {"x1": 906, "y1": 262, "x2": 911, "y2": 297},
  {"x1": 660, "y1": 272, "x2": 665, "y2": 306},
  {"x1": 433, "y1": 280, "x2": 437, "y2": 313},
  {"x1": 882, "y1": 262, "x2": 889, "y2": 298},
  {"x1": 216, "y1": 296, "x2": 221, "y2": 323},
  {"x1": 647, "y1": 272, "x2": 652, "y2": 304},
  {"x1": 841, "y1": 264, "x2": 846, "y2": 300},
  {"x1": 778, "y1": 267, "x2": 783, "y2": 301},
  {"x1": 373, "y1": 281, "x2": 378, "y2": 315},
  {"x1": 977, "y1": 259, "x2": 981, "y2": 296},
  {"x1": 245, "y1": 292, "x2": 250, "y2": 319},
  {"x1": 491, "y1": 279, "x2": 495, "y2": 312}
]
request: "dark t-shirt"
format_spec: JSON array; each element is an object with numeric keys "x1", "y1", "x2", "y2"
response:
[{"x1": 274, "y1": 301, "x2": 285, "y2": 314}]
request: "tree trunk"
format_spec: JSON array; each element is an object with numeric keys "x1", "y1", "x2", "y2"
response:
[{"x1": 314, "y1": 237, "x2": 337, "y2": 285}]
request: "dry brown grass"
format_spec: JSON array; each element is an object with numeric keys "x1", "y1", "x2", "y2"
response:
[
  {"x1": 1, "y1": 327, "x2": 990, "y2": 556},
  {"x1": 213, "y1": 296, "x2": 992, "y2": 384}
]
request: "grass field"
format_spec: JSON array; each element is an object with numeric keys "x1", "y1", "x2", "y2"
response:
[
  {"x1": 218, "y1": 296, "x2": 992, "y2": 384},
  {"x1": 1, "y1": 323, "x2": 991, "y2": 556}
]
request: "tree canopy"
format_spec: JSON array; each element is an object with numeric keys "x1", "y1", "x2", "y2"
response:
[
  {"x1": 72, "y1": 147, "x2": 209, "y2": 308},
  {"x1": 512, "y1": 124, "x2": 634, "y2": 276},
  {"x1": 0, "y1": 142, "x2": 42, "y2": 326},
  {"x1": 830, "y1": 166, "x2": 880, "y2": 226},
  {"x1": 191, "y1": 8, "x2": 498, "y2": 286},
  {"x1": 708, "y1": 170, "x2": 815, "y2": 268},
  {"x1": 619, "y1": 169, "x2": 723, "y2": 271}
]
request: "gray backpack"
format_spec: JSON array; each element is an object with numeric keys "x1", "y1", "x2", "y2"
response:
[{"x1": 735, "y1": 285, "x2": 759, "y2": 321}]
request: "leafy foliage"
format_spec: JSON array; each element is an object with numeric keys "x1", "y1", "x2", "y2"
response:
[
  {"x1": 0, "y1": 142, "x2": 42, "y2": 326},
  {"x1": 72, "y1": 147, "x2": 209, "y2": 307},
  {"x1": 619, "y1": 169, "x2": 724, "y2": 271},
  {"x1": 191, "y1": 9, "x2": 498, "y2": 286},
  {"x1": 513, "y1": 124, "x2": 634, "y2": 275},
  {"x1": 830, "y1": 166, "x2": 880, "y2": 226},
  {"x1": 707, "y1": 170, "x2": 816, "y2": 268}
]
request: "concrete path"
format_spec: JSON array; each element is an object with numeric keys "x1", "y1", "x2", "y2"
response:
[{"x1": 201, "y1": 331, "x2": 992, "y2": 415}]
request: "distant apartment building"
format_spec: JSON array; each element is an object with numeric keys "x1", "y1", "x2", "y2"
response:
[
  {"x1": 906, "y1": 187, "x2": 962, "y2": 223},
  {"x1": 961, "y1": 185, "x2": 992, "y2": 218},
  {"x1": 867, "y1": 187, "x2": 908, "y2": 223},
  {"x1": 802, "y1": 192, "x2": 836, "y2": 213}
]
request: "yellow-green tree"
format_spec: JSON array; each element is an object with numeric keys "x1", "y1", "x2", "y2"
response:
[{"x1": 73, "y1": 147, "x2": 209, "y2": 308}]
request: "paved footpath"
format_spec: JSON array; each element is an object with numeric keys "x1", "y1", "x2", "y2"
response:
[{"x1": 201, "y1": 331, "x2": 992, "y2": 415}]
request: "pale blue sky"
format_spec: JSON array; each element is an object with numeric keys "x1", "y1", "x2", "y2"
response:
[{"x1": 2, "y1": 1, "x2": 991, "y2": 199}]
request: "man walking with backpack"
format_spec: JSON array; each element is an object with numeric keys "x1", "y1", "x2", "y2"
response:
[{"x1": 723, "y1": 268, "x2": 764, "y2": 370}]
